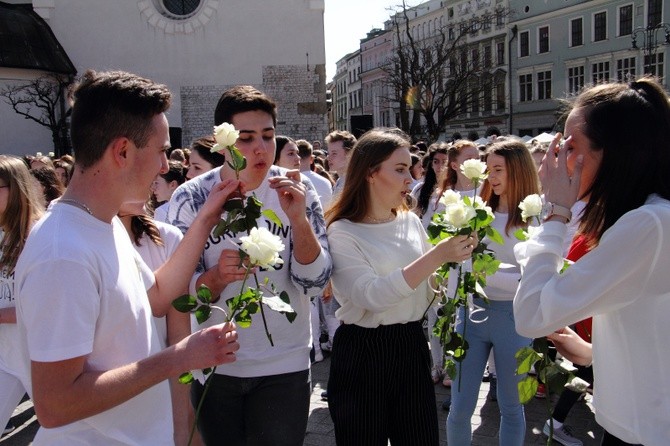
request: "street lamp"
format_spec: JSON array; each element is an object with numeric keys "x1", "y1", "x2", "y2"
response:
[{"x1": 631, "y1": 22, "x2": 670, "y2": 75}]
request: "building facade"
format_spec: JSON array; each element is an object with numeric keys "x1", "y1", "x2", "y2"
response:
[
  {"x1": 509, "y1": 0, "x2": 668, "y2": 136},
  {"x1": 0, "y1": 0, "x2": 328, "y2": 156},
  {"x1": 360, "y1": 28, "x2": 393, "y2": 129}
]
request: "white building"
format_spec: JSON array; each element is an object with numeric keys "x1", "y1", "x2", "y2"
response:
[{"x1": 0, "y1": 0, "x2": 328, "y2": 156}]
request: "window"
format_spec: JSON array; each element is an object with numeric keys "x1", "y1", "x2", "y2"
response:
[
  {"x1": 619, "y1": 5, "x2": 633, "y2": 36},
  {"x1": 648, "y1": 0, "x2": 662, "y2": 27},
  {"x1": 616, "y1": 57, "x2": 636, "y2": 81},
  {"x1": 449, "y1": 27, "x2": 455, "y2": 41},
  {"x1": 161, "y1": 0, "x2": 201, "y2": 18},
  {"x1": 570, "y1": 18, "x2": 583, "y2": 47},
  {"x1": 538, "y1": 26, "x2": 549, "y2": 53},
  {"x1": 459, "y1": 22, "x2": 467, "y2": 36},
  {"x1": 537, "y1": 71, "x2": 552, "y2": 100},
  {"x1": 568, "y1": 66, "x2": 584, "y2": 94},
  {"x1": 497, "y1": 42, "x2": 505, "y2": 66},
  {"x1": 519, "y1": 74, "x2": 532, "y2": 102},
  {"x1": 519, "y1": 31, "x2": 529, "y2": 57},
  {"x1": 483, "y1": 82, "x2": 492, "y2": 112},
  {"x1": 461, "y1": 50, "x2": 468, "y2": 71},
  {"x1": 496, "y1": 81, "x2": 506, "y2": 110},
  {"x1": 496, "y1": 9, "x2": 505, "y2": 26},
  {"x1": 482, "y1": 14, "x2": 491, "y2": 31},
  {"x1": 471, "y1": 48, "x2": 480, "y2": 70},
  {"x1": 484, "y1": 45, "x2": 492, "y2": 68},
  {"x1": 644, "y1": 53, "x2": 664, "y2": 81},
  {"x1": 470, "y1": 84, "x2": 480, "y2": 113},
  {"x1": 592, "y1": 61, "x2": 610, "y2": 83},
  {"x1": 594, "y1": 12, "x2": 607, "y2": 42}
]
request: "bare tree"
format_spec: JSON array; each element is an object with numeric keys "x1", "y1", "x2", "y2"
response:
[
  {"x1": 383, "y1": 1, "x2": 508, "y2": 142},
  {"x1": 1, "y1": 74, "x2": 73, "y2": 156}
]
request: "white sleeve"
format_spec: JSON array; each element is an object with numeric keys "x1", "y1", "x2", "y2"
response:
[{"x1": 513, "y1": 209, "x2": 662, "y2": 338}]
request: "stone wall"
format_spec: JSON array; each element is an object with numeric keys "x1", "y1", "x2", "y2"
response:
[{"x1": 180, "y1": 64, "x2": 328, "y2": 148}]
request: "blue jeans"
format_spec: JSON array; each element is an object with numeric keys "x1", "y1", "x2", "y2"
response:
[
  {"x1": 446, "y1": 300, "x2": 531, "y2": 446},
  {"x1": 192, "y1": 369, "x2": 311, "y2": 446}
]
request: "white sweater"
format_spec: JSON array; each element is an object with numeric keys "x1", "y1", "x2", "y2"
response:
[
  {"x1": 327, "y1": 211, "x2": 434, "y2": 327},
  {"x1": 514, "y1": 194, "x2": 670, "y2": 445},
  {"x1": 167, "y1": 166, "x2": 331, "y2": 378}
]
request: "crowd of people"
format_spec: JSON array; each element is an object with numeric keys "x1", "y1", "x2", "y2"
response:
[{"x1": 0, "y1": 70, "x2": 668, "y2": 446}]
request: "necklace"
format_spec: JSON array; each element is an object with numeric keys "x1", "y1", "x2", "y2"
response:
[
  {"x1": 59, "y1": 198, "x2": 93, "y2": 215},
  {"x1": 363, "y1": 213, "x2": 395, "y2": 224}
]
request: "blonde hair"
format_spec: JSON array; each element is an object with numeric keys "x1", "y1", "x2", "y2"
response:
[{"x1": 0, "y1": 156, "x2": 45, "y2": 273}]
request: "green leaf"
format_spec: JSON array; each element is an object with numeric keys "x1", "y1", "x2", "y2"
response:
[
  {"x1": 234, "y1": 311, "x2": 252, "y2": 328},
  {"x1": 213, "y1": 220, "x2": 229, "y2": 238},
  {"x1": 172, "y1": 294, "x2": 198, "y2": 313},
  {"x1": 445, "y1": 360, "x2": 458, "y2": 380},
  {"x1": 223, "y1": 198, "x2": 244, "y2": 212},
  {"x1": 195, "y1": 305, "x2": 212, "y2": 325},
  {"x1": 196, "y1": 285, "x2": 212, "y2": 304},
  {"x1": 229, "y1": 146, "x2": 246, "y2": 171},
  {"x1": 178, "y1": 371, "x2": 194, "y2": 384},
  {"x1": 279, "y1": 290, "x2": 290, "y2": 304},
  {"x1": 518, "y1": 375, "x2": 539, "y2": 404},
  {"x1": 515, "y1": 346, "x2": 542, "y2": 375},
  {"x1": 514, "y1": 227, "x2": 529, "y2": 241},
  {"x1": 262, "y1": 209, "x2": 283, "y2": 228},
  {"x1": 486, "y1": 226, "x2": 504, "y2": 245}
]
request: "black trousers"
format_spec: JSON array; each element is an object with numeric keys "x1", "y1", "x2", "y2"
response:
[
  {"x1": 327, "y1": 321, "x2": 439, "y2": 446},
  {"x1": 602, "y1": 430, "x2": 643, "y2": 446}
]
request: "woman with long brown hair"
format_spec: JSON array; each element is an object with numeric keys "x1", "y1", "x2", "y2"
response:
[
  {"x1": 0, "y1": 155, "x2": 44, "y2": 434},
  {"x1": 325, "y1": 128, "x2": 475, "y2": 445}
]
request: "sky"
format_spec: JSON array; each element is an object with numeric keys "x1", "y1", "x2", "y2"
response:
[{"x1": 324, "y1": 0, "x2": 399, "y2": 81}]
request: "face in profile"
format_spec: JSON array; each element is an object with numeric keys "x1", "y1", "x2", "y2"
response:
[{"x1": 276, "y1": 142, "x2": 301, "y2": 170}]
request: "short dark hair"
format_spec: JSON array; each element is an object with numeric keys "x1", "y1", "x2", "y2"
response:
[
  {"x1": 69, "y1": 70, "x2": 171, "y2": 169},
  {"x1": 295, "y1": 139, "x2": 313, "y2": 159},
  {"x1": 214, "y1": 85, "x2": 277, "y2": 126},
  {"x1": 325, "y1": 130, "x2": 357, "y2": 151}
]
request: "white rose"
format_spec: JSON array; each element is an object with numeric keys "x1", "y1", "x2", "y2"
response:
[
  {"x1": 444, "y1": 202, "x2": 477, "y2": 229},
  {"x1": 473, "y1": 196, "x2": 494, "y2": 218},
  {"x1": 564, "y1": 376, "x2": 590, "y2": 393},
  {"x1": 439, "y1": 189, "x2": 461, "y2": 207},
  {"x1": 213, "y1": 122, "x2": 240, "y2": 151},
  {"x1": 460, "y1": 159, "x2": 487, "y2": 182},
  {"x1": 239, "y1": 227, "x2": 285, "y2": 269},
  {"x1": 518, "y1": 194, "x2": 543, "y2": 222}
]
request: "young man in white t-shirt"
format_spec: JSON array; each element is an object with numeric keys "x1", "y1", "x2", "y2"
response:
[{"x1": 15, "y1": 70, "x2": 240, "y2": 445}]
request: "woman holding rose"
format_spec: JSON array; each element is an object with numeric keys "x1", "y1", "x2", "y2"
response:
[
  {"x1": 446, "y1": 138, "x2": 540, "y2": 445},
  {"x1": 325, "y1": 128, "x2": 475, "y2": 445},
  {"x1": 514, "y1": 78, "x2": 670, "y2": 445}
]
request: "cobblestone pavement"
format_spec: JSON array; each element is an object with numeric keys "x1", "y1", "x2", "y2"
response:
[{"x1": 1, "y1": 354, "x2": 602, "y2": 445}]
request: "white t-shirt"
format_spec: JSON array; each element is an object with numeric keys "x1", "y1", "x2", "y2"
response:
[
  {"x1": 153, "y1": 202, "x2": 169, "y2": 224},
  {"x1": 0, "y1": 259, "x2": 28, "y2": 382},
  {"x1": 302, "y1": 170, "x2": 333, "y2": 211},
  {"x1": 15, "y1": 202, "x2": 173, "y2": 445},
  {"x1": 327, "y1": 211, "x2": 433, "y2": 327},
  {"x1": 514, "y1": 194, "x2": 670, "y2": 445},
  {"x1": 167, "y1": 166, "x2": 331, "y2": 378},
  {"x1": 133, "y1": 220, "x2": 183, "y2": 348}
]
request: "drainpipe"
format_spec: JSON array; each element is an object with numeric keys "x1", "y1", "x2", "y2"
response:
[{"x1": 508, "y1": 25, "x2": 518, "y2": 135}]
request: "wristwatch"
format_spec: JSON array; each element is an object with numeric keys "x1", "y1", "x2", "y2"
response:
[{"x1": 541, "y1": 202, "x2": 572, "y2": 223}]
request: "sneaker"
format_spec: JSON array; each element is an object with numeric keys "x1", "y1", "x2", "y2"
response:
[
  {"x1": 535, "y1": 383, "x2": 547, "y2": 399},
  {"x1": 487, "y1": 376, "x2": 497, "y2": 402},
  {"x1": 3, "y1": 423, "x2": 15, "y2": 436},
  {"x1": 431, "y1": 366, "x2": 443, "y2": 384},
  {"x1": 543, "y1": 420, "x2": 583, "y2": 446}
]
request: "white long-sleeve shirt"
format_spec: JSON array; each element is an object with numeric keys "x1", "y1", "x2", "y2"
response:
[
  {"x1": 513, "y1": 194, "x2": 670, "y2": 445},
  {"x1": 327, "y1": 211, "x2": 433, "y2": 327}
]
